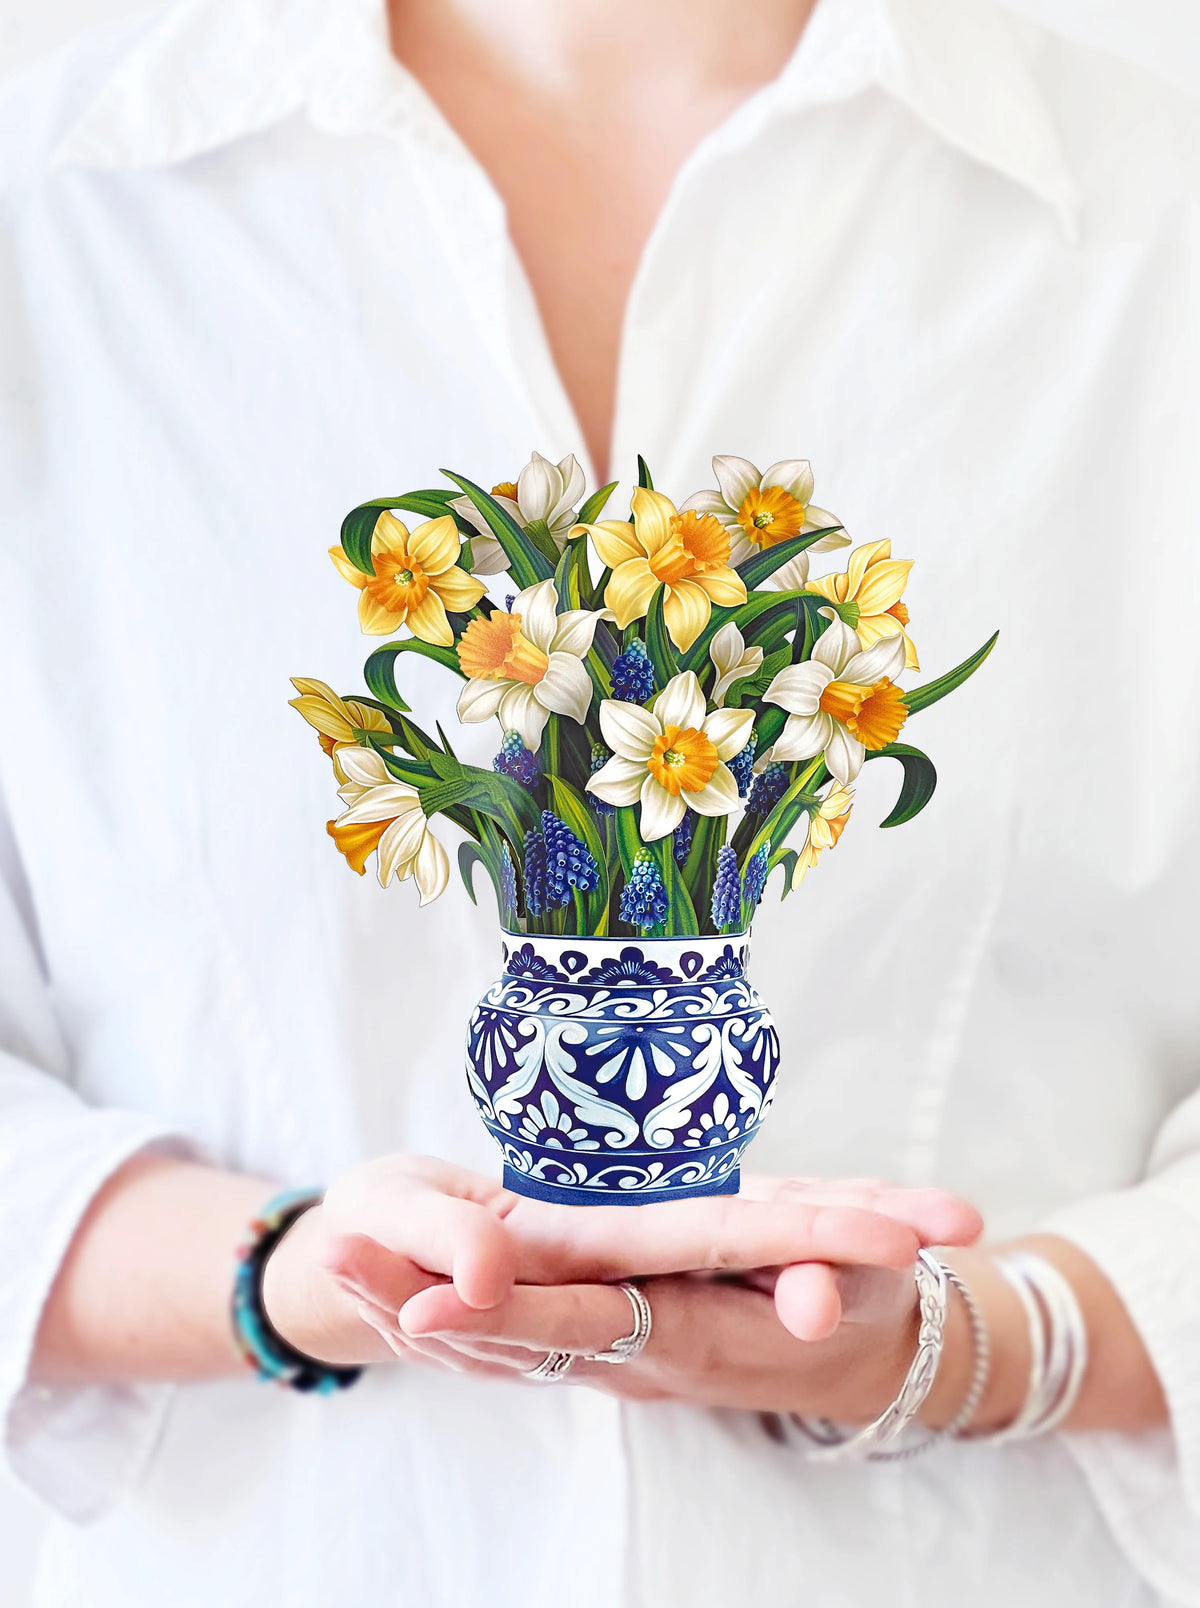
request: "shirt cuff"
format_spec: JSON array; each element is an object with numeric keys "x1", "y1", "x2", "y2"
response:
[
  {"x1": 1, "y1": 1114, "x2": 197, "y2": 1522},
  {"x1": 1044, "y1": 1182, "x2": 1200, "y2": 1604}
]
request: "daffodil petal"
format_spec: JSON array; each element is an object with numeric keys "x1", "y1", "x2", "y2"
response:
[
  {"x1": 447, "y1": 495, "x2": 491, "y2": 540},
  {"x1": 498, "y1": 683, "x2": 550, "y2": 750},
  {"x1": 843, "y1": 539, "x2": 891, "y2": 597},
  {"x1": 554, "y1": 454, "x2": 585, "y2": 517},
  {"x1": 339, "y1": 786, "x2": 422, "y2": 826},
  {"x1": 693, "y1": 568, "x2": 747, "y2": 609},
  {"x1": 405, "y1": 515, "x2": 459, "y2": 576},
  {"x1": 329, "y1": 545, "x2": 369, "y2": 588},
  {"x1": 404, "y1": 589, "x2": 454, "y2": 646},
  {"x1": 513, "y1": 578, "x2": 560, "y2": 651},
  {"x1": 679, "y1": 489, "x2": 731, "y2": 521},
  {"x1": 773, "y1": 710, "x2": 834, "y2": 764},
  {"x1": 630, "y1": 488, "x2": 678, "y2": 558},
  {"x1": 853, "y1": 557, "x2": 912, "y2": 617},
  {"x1": 578, "y1": 520, "x2": 642, "y2": 568},
  {"x1": 685, "y1": 764, "x2": 742, "y2": 817},
  {"x1": 336, "y1": 748, "x2": 393, "y2": 788},
  {"x1": 289, "y1": 694, "x2": 356, "y2": 742},
  {"x1": 377, "y1": 809, "x2": 428, "y2": 886},
  {"x1": 653, "y1": 670, "x2": 705, "y2": 733},
  {"x1": 764, "y1": 661, "x2": 831, "y2": 715},
  {"x1": 358, "y1": 591, "x2": 406, "y2": 635},
  {"x1": 468, "y1": 534, "x2": 510, "y2": 575},
  {"x1": 804, "y1": 512, "x2": 849, "y2": 550},
  {"x1": 586, "y1": 756, "x2": 645, "y2": 807},
  {"x1": 638, "y1": 774, "x2": 687, "y2": 841},
  {"x1": 807, "y1": 572, "x2": 845, "y2": 605},
  {"x1": 705, "y1": 706, "x2": 756, "y2": 761},
  {"x1": 662, "y1": 580, "x2": 712, "y2": 652},
  {"x1": 811, "y1": 614, "x2": 860, "y2": 674},
  {"x1": 712, "y1": 455, "x2": 760, "y2": 512},
  {"x1": 414, "y1": 827, "x2": 451, "y2": 905},
  {"x1": 456, "y1": 678, "x2": 506, "y2": 724},
  {"x1": 604, "y1": 558, "x2": 659, "y2": 629},
  {"x1": 549, "y1": 608, "x2": 605, "y2": 657},
  {"x1": 727, "y1": 533, "x2": 757, "y2": 568},
  {"x1": 371, "y1": 511, "x2": 410, "y2": 558},
  {"x1": 517, "y1": 452, "x2": 561, "y2": 523},
  {"x1": 430, "y1": 564, "x2": 487, "y2": 613},
  {"x1": 709, "y1": 621, "x2": 745, "y2": 677},
  {"x1": 599, "y1": 699, "x2": 660, "y2": 761},
  {"x1": 761, "y1": 459, "x2": 815, "y2": 506},
  {"x1": 824, "y1": 723, "x2": 866, "y2": 786},
  {"x1": 843, "y1": 631, "x2": 906, "y2": 685},
  {"x1": 535, "y1": 652, "x2": 592, "y2": 723}
]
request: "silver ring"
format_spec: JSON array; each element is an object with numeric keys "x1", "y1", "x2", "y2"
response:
[
  {"x1": 585, "y1": 1282, "x2": 652, "y2": 1365},
  {"x1": 523, "y1": 1349, "x2": 575, "y2": 1383}
]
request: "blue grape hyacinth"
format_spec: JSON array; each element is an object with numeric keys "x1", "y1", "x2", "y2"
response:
[
  {"x1": 522, "y1": 829, "x2": 547, "y2": 917},
  {"x1": 493, "y1": 730, "x2": 539, "y2": 788},
  {"x1": 672, "y1": 810, "x2": 694, "y2": 866},
  {"x1": 588, "y1": 744, "x2": 616, "y2": 816},
  {"x1": 728, "y1": 736, "x2": 757, "y2": 798},
  {"x1": 742, "y1": 841, "x2": 770, "y2": 911},
  {"x1": 610, "y1": 639, "x2": 656, "y2": 703},
  {"x1": 541, "y1": 811, "x2": 600, "y2": 907},
  {"x1": 620, "y1": 850, "x2": 669, "y2": 931},
  {"x1": 746, "y1": 761, "x2": 788, "y2": 816},
  {"x1": 711, "y1": 845, "x2": 742, "y2": 929},
  {"x1": 499, "y1": 845, "x2": 518, "y2": 920}
]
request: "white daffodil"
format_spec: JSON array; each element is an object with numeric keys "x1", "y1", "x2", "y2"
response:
[
  {"x1": 682, "y1": 455, "x2": 850, "y2": 569},
  {"x1": 587, "y1": 670, "x2": 754, "y2": 841},
  {"x1": 708, "y1": 621, "x2": 764, "y2": 706},
  {"x1": 328, "y1": 748, "x2": 449, "y2": 903},
  {"x1": 455, "y1": 578, "x2": 604, "y2": 750},
  {"x1": 762, "y1": 611, "x2": 908, "y2": 787},
  {"x1": 450, "y1": 452, "x2": 586, "y2": 574}
]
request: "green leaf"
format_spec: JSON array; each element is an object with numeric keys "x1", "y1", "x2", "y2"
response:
[
  {"x1": 738, "y1": 757, "x2": 825, "y2": 867},
  {"x1": 645, "y1": 587, "x2": 680, "y2": 682},
  {"x1": 723, "y1": 645, "x2": 790, "y2": 707},
  {"x1": 440, "y1": 471, "x2": 554, "y2": 589},
  {"x1": 649, "y1": 836, "x2": 700, "y2": 936},
  {"x1": 636, "y1": 456, "x2": 654, "y2": 491},
  {"x1": 339, "y1": 493, "x2": 462, "y2": 575},
  {"x1": 904, "y1": 631, "x2": 999, "y2": 717},
  {"x1": 577, "y1": 481, "x2": 618, "y2": 525},
  {"x1": 681, "y1": 589, "x2": 811, "y2": 673},
  {"x1": 865, "y1": 742, "x2": 938, "y2": 827},
  {"x1": 363, "y1": 638, "x2": 462, "y2": 713},
  {"x1": 547, "y1": 776, "x2": 610, "y2": 935},
  {"x1": 773, "y1": 850, "x2": 800, "y2": 899},
  {"x1": 735, "y1": 527, "x2": 845, "y2": 590},
  {"x1": 458, "y1": 843, "x2": 485, "y2": 906}
]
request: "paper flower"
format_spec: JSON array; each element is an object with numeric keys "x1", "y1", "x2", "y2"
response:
[
  {"x1": 728, "y1": 736, "x2": 757, "y2": 797},
  {"x1": 587, "y1": 670, "x2": 753, "y2": 841},
  {"x1": 746, "y1": 761, "x2": 789, "y2": 816},
  {"x1": 763, "y1": 613, "x2": 908, "y2": 786},
  {"x1": 682, "y1": 456, "x2": 850, "y2": 568},
  {"x1": 327, "y1": 748, "x2": 449, "y2": 902},
  {"x1": 620, "y1": 850, "x2": 669, "y2": 931},
  {"x1": 493, "y1": 731, "x2": 540, "y2": 788},
  {"x1": 450, "y1": 452, "x2": 586, "y2": 573},
  {"x1": 708, "y1": 621, "x2": 764, "y2": 706},
  {"x1": 742, "y1": 841, "x2": 770, "y2": 910},
  {"x1": 791, "y1": 783, "x2": 854, "y2": 889},
  {"x1": 329, "y1": 512, "x2": 486, "y2": 644},
  {"x1": 711, "y1": 845, "x2": 742, "y2": 929},
  {"x1": 610, "y1": 639, "x2": 656, "y2": 703},
  {"x1": 289, "y1": 678, "x2": 391, "y2": 763},
  {"x1": 577, "y1": 488, "x2": 746, "y2": 653},
  {"x1": 806, "y1": 539, "x2": 919, "y2": 670},
  {"x1": 456, "y1": 579, "x2": 605, "y2": 750}
]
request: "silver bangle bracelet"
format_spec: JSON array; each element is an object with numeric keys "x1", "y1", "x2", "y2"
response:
[
  {"x1": 941, "y1": 1263, "x2": 991, "y2": 1439},
  {"x1": 983, "y1": 1251, "x2": 1087, "y2": 1440}
]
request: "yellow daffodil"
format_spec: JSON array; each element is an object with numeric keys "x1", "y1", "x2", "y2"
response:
[
  {"x1": 587, "y1": 670, "x2": 753, "y2": 841},
  {"x1": 807, "y1": 539, "x2": 919, "y2": 670},
  {"x1": 327, "y1": 748, "x2": 449, "y2": 902},
  {"x1": 455, "y1": 578, "x2": 606, "y2": 750},
  {"x1": 790, "y1": 782, "x2": 854, "y2": 890},
  {"x1": 762, "y1": 612, "x2": 908, "y2": 786},
  {"x1": 288, "y1": 679, "x2": 391, "y2": 774},
  {"x1": 450, "y1": 451, "x2": 586, "y2": 574},
  {"x1": 575, "y1": 488, "x2": 746, "y2": 653},
  {"x1": 708, "y1": 621, "x2": 763, "y2": 706},
  {"x1": 681, "y1": 456, "x2": 850, "y2": 568},
  {"x1": 329, "y1": 512, "x2": 486, "y2": 645}
]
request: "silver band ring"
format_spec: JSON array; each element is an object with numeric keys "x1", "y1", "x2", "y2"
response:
[
  {"x1": 523, "y1": 1349, "x2": 575, "y2": 1383},
  {"x1": 585, "y1": 1281, "x2": 652, "y2": 1365}
]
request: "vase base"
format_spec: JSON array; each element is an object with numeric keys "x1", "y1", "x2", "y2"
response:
[{"x1": 501, "y1": 1165, "x2": 741, "y2": 1207}]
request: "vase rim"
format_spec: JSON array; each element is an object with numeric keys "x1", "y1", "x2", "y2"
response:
[{"x1": 498, "y1": 927, "x2": 751, "y2": 946}]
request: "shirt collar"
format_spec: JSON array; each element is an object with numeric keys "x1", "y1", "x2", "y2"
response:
[{"x1": 52, "y1": 0, "x2": 1078, "y2": 235}]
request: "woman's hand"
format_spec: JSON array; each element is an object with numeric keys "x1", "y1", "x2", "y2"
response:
[{"x1": 262, "y1": 1156, "x2": 982, "y2": 1381}]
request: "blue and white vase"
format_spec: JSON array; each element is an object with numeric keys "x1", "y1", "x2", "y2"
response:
[{"x1": 464, "y1": 932, "x2": 780, "y2": 1205}]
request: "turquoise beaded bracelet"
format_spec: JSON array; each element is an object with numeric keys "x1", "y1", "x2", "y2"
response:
[{"x1": 231, "y1": 1188, "x2": 363, "y2": 1396}]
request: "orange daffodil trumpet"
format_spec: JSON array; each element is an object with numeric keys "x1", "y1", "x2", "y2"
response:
[
  {"x1": 682, "y1": 456, "x2": 850, "y2": 569},
  {"x1": 329, "y1": 511, "x2": 486, "y2": 644},
  {"x1": 295, "y1": 449, "x2": 994, "y2": 932},
  {"x1": 588, "y1": 671, "x2": 754, "y2": 841},
  {"x1": 807, "y1": 539, "x2": 919, "y2": 670},
  {"x1": 327, "y1": 748, "x2": 450, "y2": 903},
  {"x1": 450, "y1": 452, "x2": 586, "y2": 574},
  {"x1": 456, "y1": 578, "x2": 607, "y2": 750},
  {"x1": 763, "y1": 612, "x2": 908, "y2": 786},
  {"x1": 574, "y1": 487, "x2": 746, "y2": 652}
]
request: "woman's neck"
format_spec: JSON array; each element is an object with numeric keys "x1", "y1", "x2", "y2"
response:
[{"x1": 388, "y1": 0, "x2": 819, "y2": 478}]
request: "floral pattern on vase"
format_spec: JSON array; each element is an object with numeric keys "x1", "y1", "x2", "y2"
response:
[{"x1": 465, "y1": 933, "x2": 779, "y2": 1204}]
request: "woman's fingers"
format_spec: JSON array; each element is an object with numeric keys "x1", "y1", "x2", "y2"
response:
[
  {"x1": 320, "y1": 1156, "x2": 517, "y2": 1310},
  {"x1": 739, "y1": 1175, "x2": 984, "y2": 1248},
  {"x1": 400, "y1": 1279, "x2": 639, "y2": 1357},
  {"x1": 770, "y1": 1262, "x2": 843, "y2": 1341}
]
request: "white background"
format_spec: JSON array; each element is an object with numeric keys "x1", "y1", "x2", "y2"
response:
[{"x1": 0, "y1": 1, "x2": 1195, "y2": 1603}]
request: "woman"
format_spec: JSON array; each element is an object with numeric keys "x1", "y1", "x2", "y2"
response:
[{"x1": 1, "y1": 0, "x2": 1197, "y2": 1603}]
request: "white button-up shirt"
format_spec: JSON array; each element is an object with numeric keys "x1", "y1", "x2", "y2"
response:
[{"x1": 2, "y1": 0, "x2": 1199, "y2": 1603}]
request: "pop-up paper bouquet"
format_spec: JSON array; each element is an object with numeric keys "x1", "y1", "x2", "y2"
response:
[{"x1": 292, "y1": 454, "x2": 994, "y2": 1204}]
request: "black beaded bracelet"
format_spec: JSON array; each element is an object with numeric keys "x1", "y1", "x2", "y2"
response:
[{"x1": 231, "y1": 1188, "x2": 363, "y2": 1395}]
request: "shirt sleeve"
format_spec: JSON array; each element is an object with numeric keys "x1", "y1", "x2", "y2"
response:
[
  {"x1": 0, "y1": 803, "x2": 195, "y2": 1523},
  {"x1": 1044, "y1": 1087, "x2": 1200, "y2": 1604}
]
